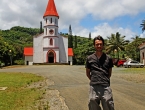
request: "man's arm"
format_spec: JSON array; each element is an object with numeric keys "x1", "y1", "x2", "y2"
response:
[
  {"x1": 86, "y1": 68, "x2": 91, "y2": 80},
  {"x1": 108, "y1": 68, "x2": 112, "y2": 78}
]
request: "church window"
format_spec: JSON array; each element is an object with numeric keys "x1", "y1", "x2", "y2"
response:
[
  {"x1": 50, "y1": 38, "x2": 53, "y2": 45},
  {"x1": 51, "y1": 18, "x2": 52, "y2": 23},
  {"x1": 55, "y1": 18, "x2": 57, "y2": 24},
  {"x1": 46, "y1": 18, "x2": 47, "y2": 24},
  {"x1": 49, "y1": 29, "x2": 54, "y2": 35}
]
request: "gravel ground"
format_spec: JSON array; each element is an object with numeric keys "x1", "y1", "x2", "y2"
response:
[
  {"x1": 0, "y1": 65, "x2": 145, "y2": 110},
  {"x1": 28, "y1": 78, "x2": 69, "y2": 110}
]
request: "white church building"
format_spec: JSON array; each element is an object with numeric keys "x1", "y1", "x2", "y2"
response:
[{"x1": 24, "y1": 0, "x2": 74, "y2": 65}]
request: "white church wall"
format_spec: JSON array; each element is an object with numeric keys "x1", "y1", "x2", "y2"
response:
[
  {"x1": 44, "y1": 16, "x2": 58, "y2": 26},
  {"x1": 33, "y1": 34, "x2": 44, "y2": 63},
  {"x1": 63, "y1": 36, "x2": 68, "y2": 63},
  {"x1": 48, "y1": 27, "x2": 58, "y2": 36},
  {"x1": 43, "y1": 16, "x2": 58, "y2": 36},
  {"x1": 43, "y1": 26, "x2": 58, "y2": 36},
  {"x1": 55, "y1": 50, "x2": 59, "y2": 62},
  {"x1": 43, "y1": 37, "x2": 49, "y2": 47},
  {"x1": 139, "y1": 45, "x2": 145, "y2": 65},
  {"x1": 54, "y1": 37, "x2": 58, "y2": 47},
  {"x1": 59, "y1": 35, "x2": 68, "y2": 63},
  {"x1": 43, "y1": 37, "x2": 59, "y2": 47}
]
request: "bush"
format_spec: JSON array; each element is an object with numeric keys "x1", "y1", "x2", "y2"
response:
[
  {"x1": 0, "y1": 61, "x2": 5, "y2": 67},
  {"x1": 14, "y1": 59, "x2": 24, "y2": 65}
]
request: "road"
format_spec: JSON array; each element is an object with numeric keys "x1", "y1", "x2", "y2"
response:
[{"x1": 0, "y1": 65, "x2": 145, "y2": 110}]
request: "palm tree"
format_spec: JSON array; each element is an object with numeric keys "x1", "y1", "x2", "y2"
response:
[
  {"x1": 106, "y1": 32, "x2": 129, "y2": 60},
  {"x1": 140, "y1": 19, "x2": 145, "y2": 33}
]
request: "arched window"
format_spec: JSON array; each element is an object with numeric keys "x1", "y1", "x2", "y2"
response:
[
  {"x1": 46, "y1": 18, "x2": 47, "y2": 24},
  {"x1": 55, "y1": 18, "x2": 57, "y2": 24},
  {"x1": 50, "y1": 38, "x2": 53, "y2": 45},
  {"x1": 51, "y1": 18, "x2": 52, "y2": 23}
]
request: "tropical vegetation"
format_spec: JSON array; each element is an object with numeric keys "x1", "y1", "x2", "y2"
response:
[
  {"x1": 0, "y1": 26, "x2": 40, "y2": 66},
  {"x1": 0, "y1": 19, "x2": 145, "y2": 66},
  {"x1": 106, "y1": 32, "x2": 129, "y2": 59},
  {"x1": 140, "y1": 19, "x2": 145, "y2": 33}
]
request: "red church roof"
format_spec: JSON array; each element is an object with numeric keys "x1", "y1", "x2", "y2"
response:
[
  {"x1": 43, "y1": 0, "x2": 59, "y2": 18},
  {"x1": 68, "y1": 48, "x2": 74, "y2": 56},
  {"x1": 138, "y1": 42, "x2": 145, "y2": 48},
  {"x1": 24, "y1": 47, "x2": 74, "y2": 56},
  {"x1": 24, "y1": 47, "x2": 33, "y2": 56}
]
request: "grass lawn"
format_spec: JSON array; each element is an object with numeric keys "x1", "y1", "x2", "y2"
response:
[
  {"x1": 119, "y1": 68, "x2": 145, "y2": 83},
  {"x1": 0, "y1": 72, "x2": 47, "y2": 110}
]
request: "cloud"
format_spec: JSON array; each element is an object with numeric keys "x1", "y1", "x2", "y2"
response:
[
  {"x1": 0, "y1": 0, "x2": 45, "y2": 29},
  {"x1": 73, "y1": 23, "x2": 136, "y2": 40},
  {"x1": 140, "y1": 32, "x2": 145, "y2": 38},
  {"x1": 0, "y1": 0, "x2": 145, "y2": 40}
]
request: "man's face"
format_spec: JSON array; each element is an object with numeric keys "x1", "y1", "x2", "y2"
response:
[{"x1": 94, "y1": 40, "x2": 104, "y2": 52}]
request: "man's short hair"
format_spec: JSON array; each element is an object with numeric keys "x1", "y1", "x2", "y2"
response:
[{"x1": 93, "y1": 35, "x2": 104, "y2": 46}]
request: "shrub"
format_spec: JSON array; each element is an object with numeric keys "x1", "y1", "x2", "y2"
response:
[{"x1": 14, "y1": 59, "x2": 24, "y2": 65}]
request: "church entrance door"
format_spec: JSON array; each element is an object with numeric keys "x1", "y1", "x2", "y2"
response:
[{"x1": 48, "y1": 52, "x2": 54, "y2": 63}]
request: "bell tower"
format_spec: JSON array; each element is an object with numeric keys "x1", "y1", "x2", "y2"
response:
[
  {"x1": 43, "y1": 0, "x2": 59, "y2": 63},
  {"x1": 43, "y1": 0, "x2": 59, "y2": 37}
]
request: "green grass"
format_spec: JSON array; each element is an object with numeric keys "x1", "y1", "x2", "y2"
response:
[
  {"x1": 0, "y1": 72, "x2": 45, "y2": 110},
  {"x1": 118, "y1": 68, "x2": 145, "y2": 83},
  {"x1": 121, "y1": 68, "x2": 145, "y2": 74}
]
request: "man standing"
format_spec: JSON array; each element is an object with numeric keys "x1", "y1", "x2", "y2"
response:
[{"x1": 85, "y1": 35, "x2": 115, "y2": 110}]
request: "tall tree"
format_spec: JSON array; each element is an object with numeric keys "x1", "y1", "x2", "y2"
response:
[
  {"x1": 140, "y1": 19, "x2": 145, "y2": 33},
  {"x1": 68, "y1": 25, "x2": 73, "y2": 48},
  {"x1": 40, "y1": 21, "x2": 43, "y2": 34},
  {"x1": 0, "y1": 37, "x2": 16, "y2": 65},
  {"x1": 106, "y1": 32, "x2": 129, "y2": 59},
  {"x1": 74, "y1": 35, "x2": 77, "y2": 48},
  {"x1": 89, "y1": 32, "x2": 91, "y2": 40},
  {"x1": 126, "y1": 36, "x2": 145, "y2": 61},
  {"x1": 69, "y1": 25, "x2": 72, "y2": 35}
]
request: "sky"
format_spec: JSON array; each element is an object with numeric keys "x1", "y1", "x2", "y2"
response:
[{"x1": 0, "y1": 0, "x2": 145, "y2": 40}]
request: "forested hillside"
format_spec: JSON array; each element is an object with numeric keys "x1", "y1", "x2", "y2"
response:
[
  {"x1": 0, "y1": 26, "x2": 145, "y2": 66},
  {"x1": 0, "y1": 26, "x2": 40, "y2": 65}
]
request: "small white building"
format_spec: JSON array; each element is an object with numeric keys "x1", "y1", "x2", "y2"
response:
[
  {"x1": 138, "y1": 42, "x2": 145, "y2": 65},
  {"x1": 24, "y1": 0, "x2": 74, "y2": 65}
]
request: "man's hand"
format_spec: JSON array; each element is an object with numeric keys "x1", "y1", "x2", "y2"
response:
[{"x1": 86, "y1": 68, "x2": 91, "y2": 80}]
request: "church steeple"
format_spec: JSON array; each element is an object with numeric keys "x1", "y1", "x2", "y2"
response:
[
  {"x1": 43, "y1": 0, "x2": 59, "y2": 37},
  {"x1": 43, "y1": 0, "x2": 59, "y2": 18}
]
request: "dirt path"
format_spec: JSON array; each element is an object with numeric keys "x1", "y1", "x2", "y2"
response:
[{"x1": 0, "y1": 65, "x2": 145, "y2": 110}]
